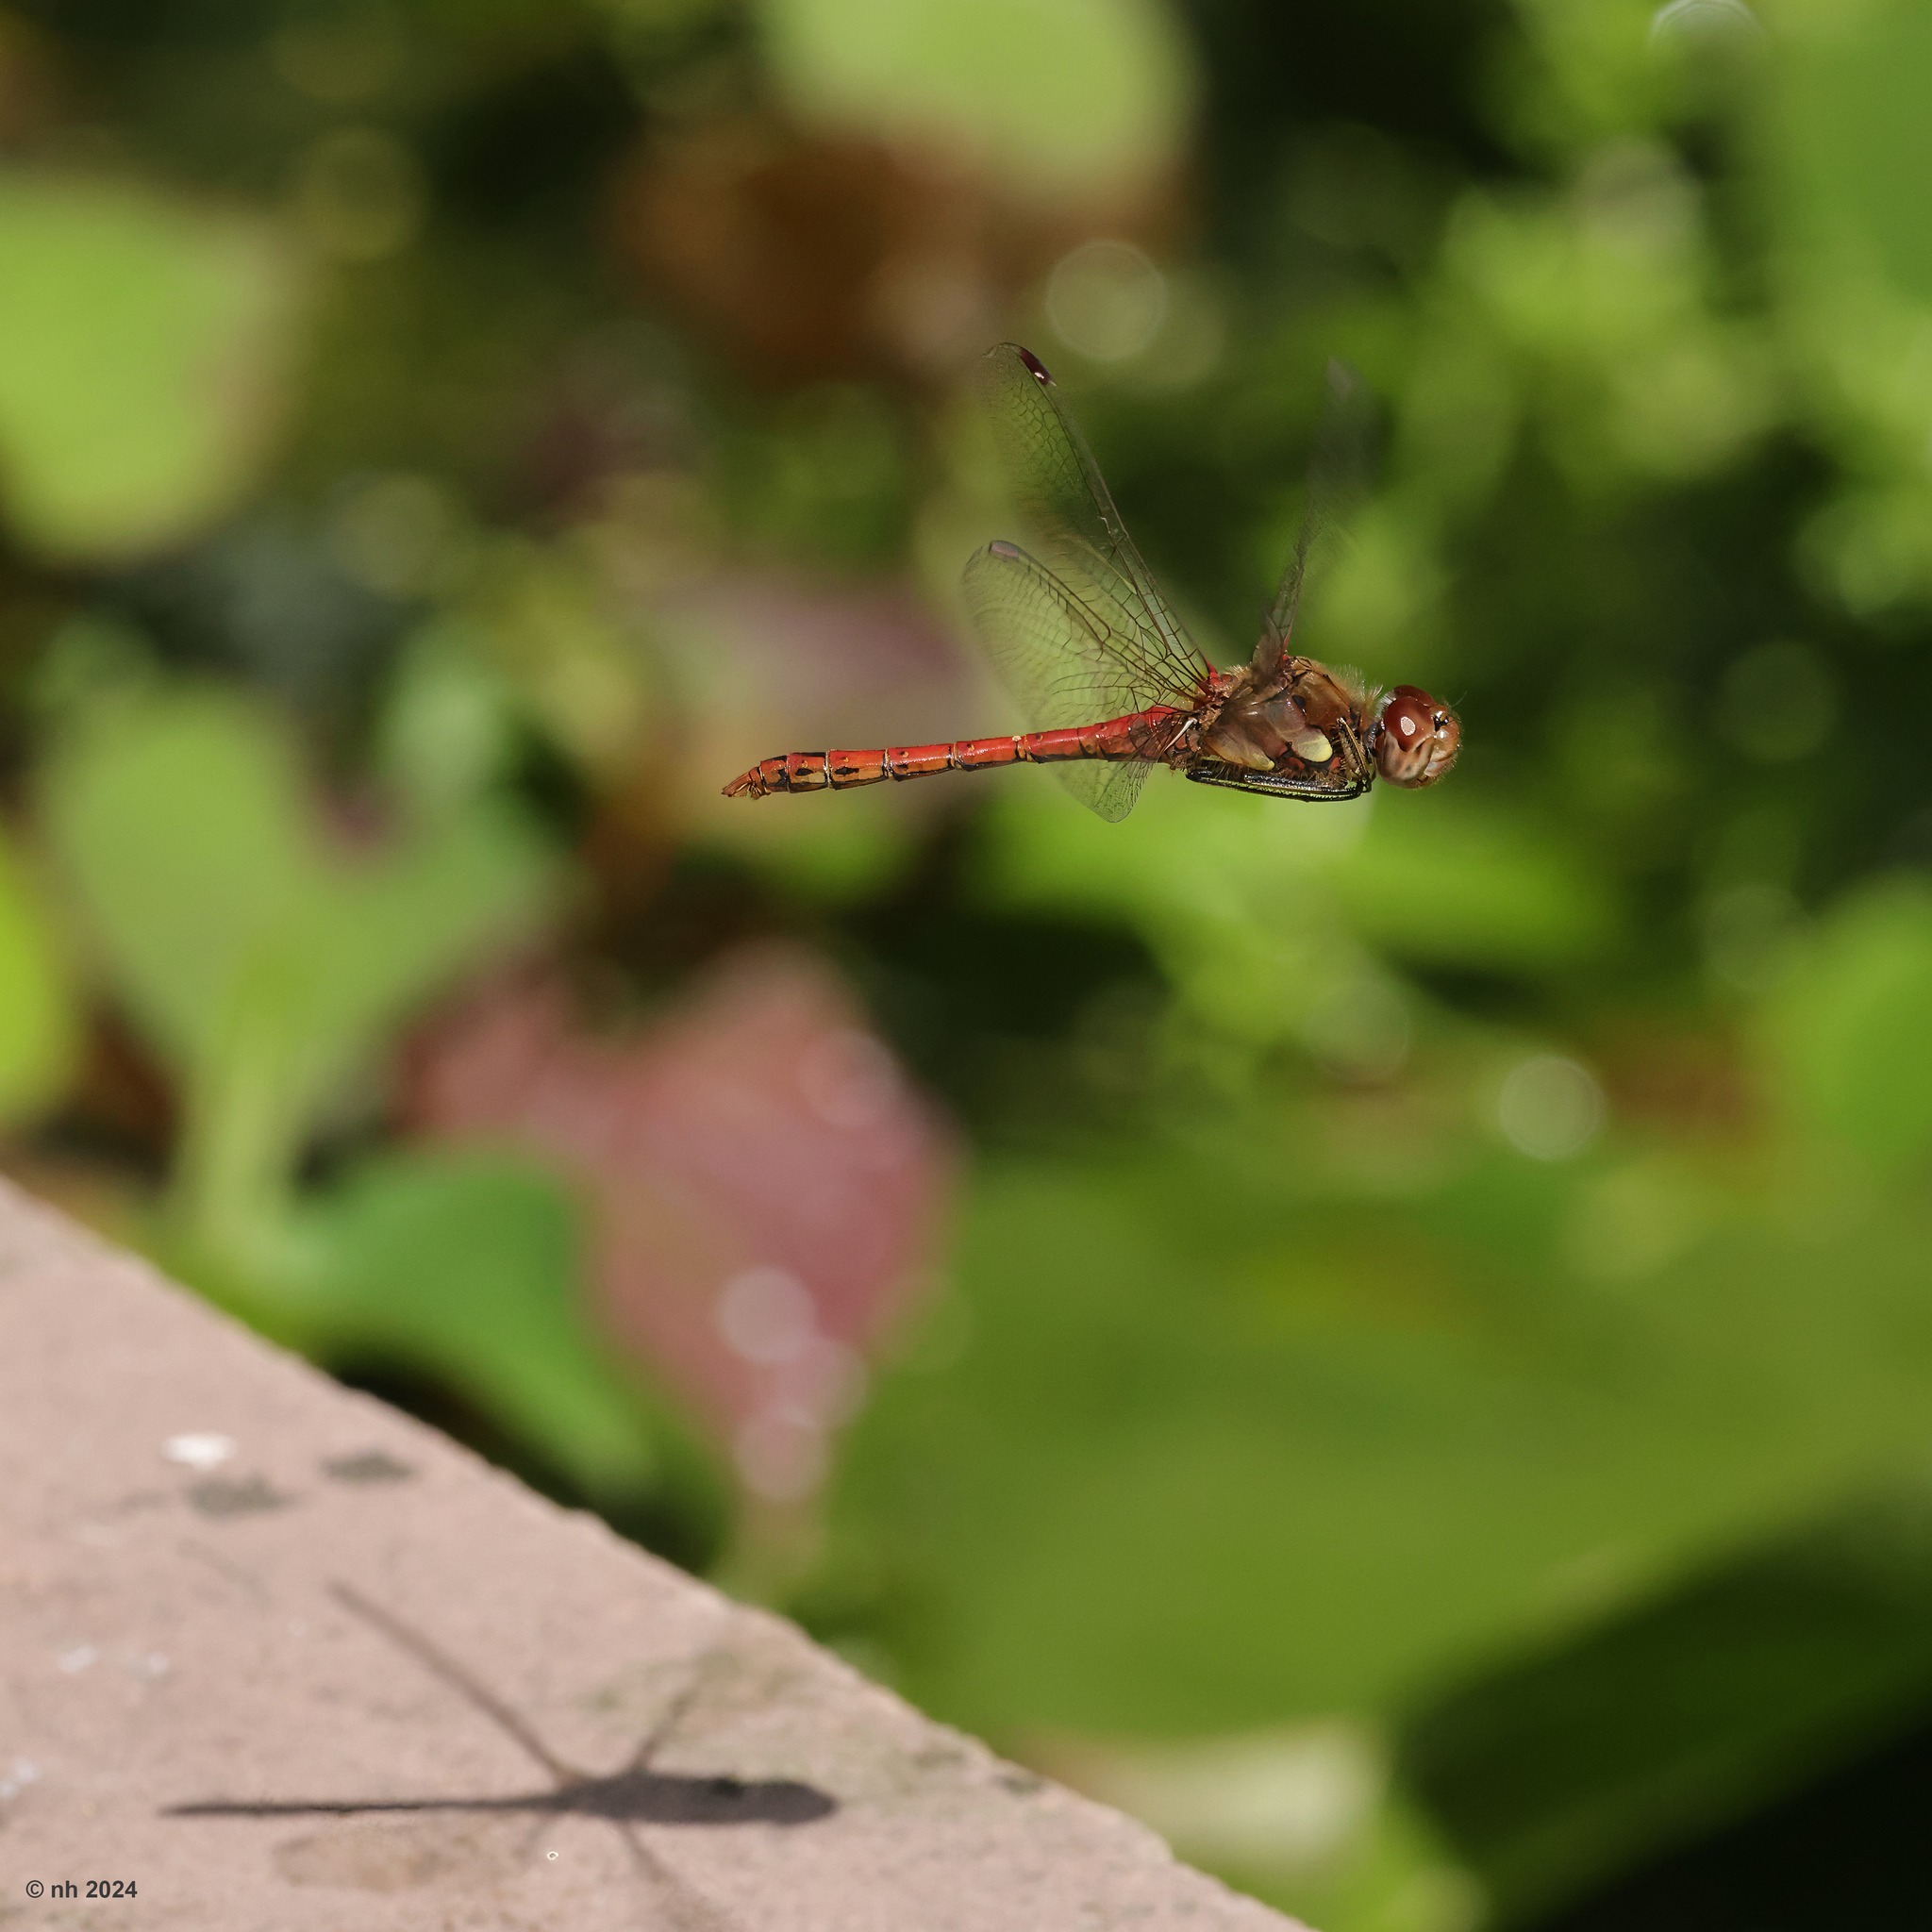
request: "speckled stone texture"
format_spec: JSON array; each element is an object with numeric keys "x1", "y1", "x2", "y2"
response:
[{"x1": 0, "y1": 1181, "x2": 1304, "y2": 1930}]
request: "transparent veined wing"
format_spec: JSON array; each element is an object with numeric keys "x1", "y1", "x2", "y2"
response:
[
  {"x1": 1264, "y1": 358, "x2": 1379, "y2": 658},
  {"x1": 977, "y1": 343, "x2": 1210, "y2": 713},
  {"x1": 962, "y1": 539, "x2": 1178, "y2": 823}
]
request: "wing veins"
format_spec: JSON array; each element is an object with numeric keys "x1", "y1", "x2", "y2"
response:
[{"x1": 979, "y1": 345, "x2": 1210, "y2": 698}]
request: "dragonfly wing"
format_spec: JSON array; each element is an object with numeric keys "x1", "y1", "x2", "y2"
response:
[
  {"x1": 962, "y1": 539, "x2": 1164, "y2": 822},
  {"x1": 979, "y1": 343, "x2": 1210, "y2": 709},
  {"x1": 1266, "y1": 358, "x2": 1379, "y2": 652},
  {"x1": 1074, "y1": 757, "x2": 1156, "y2": 824}
]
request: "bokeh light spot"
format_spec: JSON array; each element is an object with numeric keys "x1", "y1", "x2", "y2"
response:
[
  {"x1": 1045, "y1": 240, "x2": 1168, "y2": 364},
  {"x1": 1496, "y1": 1055, "x2": 1606, "y2": 1162},
  {"x1": 716, "y1": 1264, "x2": 818, "y2": 1365},
  {"x1": 1649, "y1": 0, "x2": 1762, "y2": 49},
  {"x1": 734, "y1": 1404, "x2": 827, "y2": 1500},
  {"x1": 1717, "y1": 640, "x2": 1837, "y2": 764}
]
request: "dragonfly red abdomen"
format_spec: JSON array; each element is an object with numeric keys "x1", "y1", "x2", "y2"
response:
[{"x1": 723, "y1": 707, "x2": 1192, "y2": 799}]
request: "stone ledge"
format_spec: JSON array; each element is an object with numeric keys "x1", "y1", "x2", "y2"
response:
[{"x1": 0, "y1": 1179, "x2": 1305, "y2": 1930}]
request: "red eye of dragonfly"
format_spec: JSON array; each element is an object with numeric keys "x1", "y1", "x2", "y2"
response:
[
  {"x1": 1374, "y1": 686, "x2": 1460, "y2": 789},
  {"x1": 723, "y1": 345, "x2": 1460, "y2": 817}
]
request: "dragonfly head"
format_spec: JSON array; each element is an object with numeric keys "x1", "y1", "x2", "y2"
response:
[{"x1": 1374, "y1": 686, "x2": 1459, "y2": 788}]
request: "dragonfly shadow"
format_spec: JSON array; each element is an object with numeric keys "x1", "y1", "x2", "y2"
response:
[
  {"x1": 166, "y1": 1764, "x2": 836, "y2": 1827},
  {"x1": 162, "y1": 1582, "x2": 836, "y2": 1915}
]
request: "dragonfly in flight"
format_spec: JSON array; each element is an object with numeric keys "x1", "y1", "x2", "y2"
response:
[{"x1": 724, "y1": 344, "x2": 1459, "y2": 819}]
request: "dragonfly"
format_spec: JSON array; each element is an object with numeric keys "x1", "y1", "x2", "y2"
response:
[{"x1": 724, "y1": 343, "x2": 1459, "y2": 819}]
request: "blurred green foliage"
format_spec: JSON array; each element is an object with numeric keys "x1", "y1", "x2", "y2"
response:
[
  {"x1": 0, "y1": 176, "x2": 297, "y2": 558},
  {"x1": 0, "y1": 830, "x2": 78, "y2": 1123},
  {"x1": 5, "y1": 0, "x2": 1932, "y2": 1927},
  {"x1": 286, "y1": 1148, "x2": 673, "y2": 1503},
  {"x1": 758, "y1": 0, "x2": 1196, "y2": 193},
  {"x1": 1767, "y1": 880, "x2": 1932, "y2": 1175},
  {"x1": 37, "y1": 673, "x2": 555, "y2": 1266}
]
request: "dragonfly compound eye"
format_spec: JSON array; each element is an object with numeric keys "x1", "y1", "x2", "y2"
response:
[{"x1": 1376, "y1": 686, "x2": 1460, "y2": 788}]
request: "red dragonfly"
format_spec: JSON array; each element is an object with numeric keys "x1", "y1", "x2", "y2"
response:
[{"x1": 724, "y1": 344, "x2": 1459, "y2": 820}]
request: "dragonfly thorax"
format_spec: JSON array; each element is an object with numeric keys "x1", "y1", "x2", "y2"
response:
[{"x1": 1198, "y1": 657, "x2": 1364, "y2": 775}]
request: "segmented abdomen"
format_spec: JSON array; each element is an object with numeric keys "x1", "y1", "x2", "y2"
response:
[{"x1": 723, "y1": 708, "x2": 1188, "y2": 799}]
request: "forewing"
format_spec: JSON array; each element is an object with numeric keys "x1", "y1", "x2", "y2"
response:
[
  {"x1": 979, "y1": 343, "x2": 1209, "y2": 709},
  {"x1": 1266, "y1": 358, "x2": 1380, "y2": 651},
  {"x1": 961, "y1": 540, "x2": 1158, "y2": 822}
]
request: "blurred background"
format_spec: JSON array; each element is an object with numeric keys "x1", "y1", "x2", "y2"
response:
[{"x1": 4, "y1": 0, "x2": 1932, "y2": 1924}]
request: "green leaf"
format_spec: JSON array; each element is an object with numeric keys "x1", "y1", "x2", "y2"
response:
[
  {"x1": 0, "y1": 826, "x2": 80, "y2": 1124},
  {"x1": 1333, "y1": 793, "x2": 1619, "y2": 971},
  {"x1": 1762, "y1": 874, "x2": 1932, "y2": 1173},
  {"x1": 37, "y1": 686, "x2": 556, "y2": 1247},
  {"x1": 0, "y1": 173, "x2": 301, "y2": 561},
  {"x1": 756, "y1": 0, "x2": 1195, "y2": 195},
  {"x1": 1403, "y1": 1480, "x2": 1932, "y2": 1921},
  {"x1": 979, "y1": 777, "x2": 1616, "y2": 1051},
  {"x1": 830, "y1": 1137, "x2": 1932, "y2": 1747},
  {"x1": 1770, "y1": 0, "x2": 1932, "y2": 308},
  {"x1": 289, "y1": 1150, "x2": 660, "y2": 1500}
]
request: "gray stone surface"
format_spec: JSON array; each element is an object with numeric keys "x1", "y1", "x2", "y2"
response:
[{"x1": 0, "y1": 1180, "x2": 1304, "y2": 1929}]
